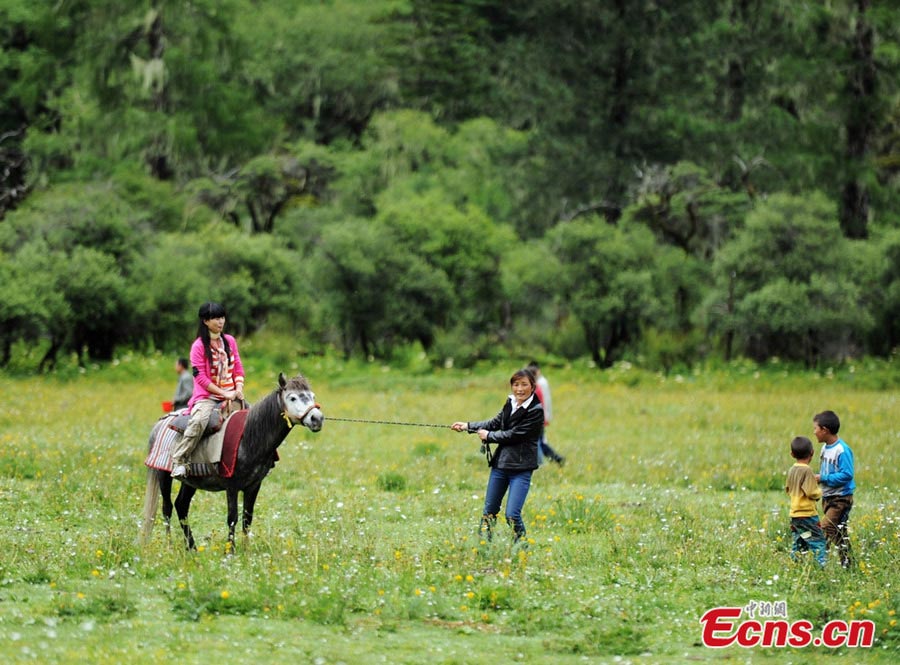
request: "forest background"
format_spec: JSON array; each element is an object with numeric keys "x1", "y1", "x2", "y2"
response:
[{"x1": 2, "y1": 0, "x2": 900, "y2": 372}]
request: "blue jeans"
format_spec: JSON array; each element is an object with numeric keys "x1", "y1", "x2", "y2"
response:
[
  {"x1": 483, "y1": 468, "x2": 533, "y2": 540},
  {"x1": 790, "y1": 516, "x2": 827, "y2": 567}
]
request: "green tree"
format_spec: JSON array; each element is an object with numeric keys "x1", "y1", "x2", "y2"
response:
[
  {"x1": 184, "y1": 144, "x2": 336, "y2": 235},
  {"x1": 62, "y1": 246, "x2": 132, "y2": 362},
  {"x1": 310, "y1": 110, "x2": 523, "y2": 361},
  {"x1": 0, "y1": 241, "x2": 70, "y2": 368},
  {"x1": 395, "y1": 1, "x2": 900, "y2": 239},
  {"x1": 0, "y1": 182, "x2": 147, "y2": 266},
  {"x1": 396, "y1": 1, "x2": 742, "y2": 232},
  {"x1": 871, "y1": 228, "x2": 900, "y2": 354},
  {"x1": 623, "y1": 161, "x2": 752, "y2": 260},
  {"x1": 499, "y1": 239, "x2": 563, "y2": 350},
  {"x1": 705, "y1": 193, "x2": 872, "y2": 364},
  {"x1": 0, "y1": 245, "x2": 58, "y2": 365},
  {"x1": 0, "y1": 183, "x2": 148, "y2": 366},
  {"x1": 327, "y1": 110, "x2": 528, "y2": 239},
  {"x1": 128, "y1": 234, "x2": 219, "y2": 352},
  {"x1": 129, "y1": 229, "x2": 311, "y2": 352},
  {"x1": 0, "y1": 0, "x2": 89, "y2": 215},
  {"x1": 396, "y1": 0, "x2": 497, "y2": 120},
  {"x1": 0, "y1": 241, "x2": 130, "y2": 369},
  {"x1": 23, "y1": 0, "x2": 278, "y2": 185},
  {"x1": 547, "y1": 219, "x2": 664, "y2": 367},
  {"x1": 835, "y1": 0, "x2": 898, "y2": 238},
  {"x1": 236, "y1": 0, "x2": 401, "y2": 145},
  {"x1": 376, "y1": 189, "x2": 515, "y2": 333},
  {"x1": 313, "y1": 218, "x2": 453, "y2": 358}
]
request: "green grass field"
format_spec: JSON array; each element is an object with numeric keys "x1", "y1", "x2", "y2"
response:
[{"x1": 1, "y1": 355, "x2": 898, "y2": 663}]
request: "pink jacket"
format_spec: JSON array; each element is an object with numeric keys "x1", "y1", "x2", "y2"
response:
[{"x1": 187, "y1": 334, "x2": 244, "y2": 410}]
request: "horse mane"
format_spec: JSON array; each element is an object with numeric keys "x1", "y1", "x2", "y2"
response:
[
  {"x1": 242, "y1": 374, "x2": 311, "y2": 450},
  {"x1": 282, "y1": 375, "x2": 312, "y2": 393}
]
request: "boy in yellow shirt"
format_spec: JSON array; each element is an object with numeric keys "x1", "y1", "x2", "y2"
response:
[{"x1": 785, "y1": 436, "x2": 827, "y2": 567}]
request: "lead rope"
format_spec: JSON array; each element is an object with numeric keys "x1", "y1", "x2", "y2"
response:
[
  {"x1": 327, "y1": 416, "x2": 451, "y2": 429},
  {"x1": 328, "y1": 416, "x2": 490, "y2": 463}
]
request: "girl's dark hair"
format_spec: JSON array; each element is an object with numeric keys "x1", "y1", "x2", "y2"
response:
[
  {"x1": 510, "y1": 368, "x2": 536, "y2": 389},
  {"x1": 791, "y1": 436, "x2": 814, "y2": 459},
  {"x1": 198, "y1": 302, "x2": 226, "y2": 321},
  {"x1": 196, "y1": 301, "x2": 231, "y2": 365},
  {"x1": 813, "y1": 410, "x2": 840, "y2": 435}
]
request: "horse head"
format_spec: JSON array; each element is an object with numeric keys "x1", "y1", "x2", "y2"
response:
[{"x1": 278, "y1": 372, "x2": 324, "y2": 432}]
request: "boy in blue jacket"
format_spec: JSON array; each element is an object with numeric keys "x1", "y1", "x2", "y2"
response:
[{"x1": 813, "y1": 410, "x2": 855, "y2": 569}]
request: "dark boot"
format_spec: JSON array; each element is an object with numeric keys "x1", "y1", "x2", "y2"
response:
[
  {"x1": 508, "y1": 517, "x2": 528, "y2": 547},
  {"x1": 480, "y1": 514, "x2": 497, "y2": 541}
]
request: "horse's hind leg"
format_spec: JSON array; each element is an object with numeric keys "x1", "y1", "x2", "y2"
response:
[
  {"x1": 159, "y1": 473, "x2": 174, "y2": 536},
  {"x1": 174, "y1": 483, "x2": 198, "y2": 550}
]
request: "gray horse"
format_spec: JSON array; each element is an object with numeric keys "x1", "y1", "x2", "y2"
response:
[{"x1": 140, "y1": 372, "x2": 324, "y2": 551}]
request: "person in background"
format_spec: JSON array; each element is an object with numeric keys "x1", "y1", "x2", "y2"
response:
[
  {"x1": 451, "y1": 368, "x2": 543, "y2": 544},
  {"x1": 527, "y1": 360, "x2": 565, "y2": 466},
  {"x1": 170, "y1": 302, "x2": 245, "y2": 480},
  {"x1": 813, "y1": 410, "x2": 855, "y2": 569},
  {"x1": 173, "y1": 356, "x2": 193, "y2": 411},
  {"x1": 785, "y1": 435, "x2": 826, "y2": 567}
]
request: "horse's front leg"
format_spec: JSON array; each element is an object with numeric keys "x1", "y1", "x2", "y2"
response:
[
  {"x1": 226, "y1": 488, "x2": 239, "y2": 554},
  {"x1": 242, "y1": 481, "x2": 263, "y2": 536},
  {"x1": 174, "y1": 483, "x2": 198, "y2": 550}
]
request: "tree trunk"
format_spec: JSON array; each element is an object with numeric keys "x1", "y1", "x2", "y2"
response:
[
  {"x1": 724, "y1": 0, "x2": 751, "y2": 122},
  {"x1": 39, "y1": 337, "x2": 62, "y2": 373},
  {"x1": 839, "y1": 0, "x2": 876, "y2": 239},
  {"x1": 146, "y1": 10, "x2": 172, "y2": 180}
]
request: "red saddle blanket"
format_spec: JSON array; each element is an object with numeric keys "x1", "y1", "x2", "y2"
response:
[
  {"x1": 217, "y1": 410, "x2": 279, "y2": 477},
  {"x1": 218, "y1": 409, "x2": 248, "y2": 478}
]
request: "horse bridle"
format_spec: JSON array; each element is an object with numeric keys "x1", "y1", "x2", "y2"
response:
[{"x1": 279, "y1": 390, "x2": 321, "y2": 429}]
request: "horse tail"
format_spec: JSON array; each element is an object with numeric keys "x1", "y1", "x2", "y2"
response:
[{"x1": 139, "y1": 468, "x2": 160, "y2": 546}]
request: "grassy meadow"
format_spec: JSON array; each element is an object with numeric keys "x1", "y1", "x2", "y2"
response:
[{"x1": 1, "y1": 352, "x2": 899, "y2": 664}]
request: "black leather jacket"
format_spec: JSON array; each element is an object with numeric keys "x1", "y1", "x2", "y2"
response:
[{"x1": 468, "y1": 396, "x2": 543, "y2": 471}]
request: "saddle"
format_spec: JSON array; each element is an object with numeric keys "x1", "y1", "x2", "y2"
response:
[{"x1": 167, "y1": 399, "x2": 244, "y2": 437}]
